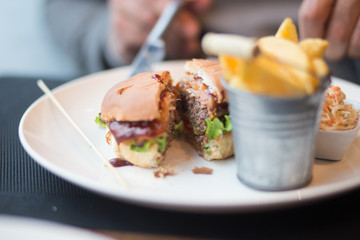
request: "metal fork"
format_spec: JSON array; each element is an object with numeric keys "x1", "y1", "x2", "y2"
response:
[{"x1": 126, "y1": 0, "x2": 183, "y2": 78}]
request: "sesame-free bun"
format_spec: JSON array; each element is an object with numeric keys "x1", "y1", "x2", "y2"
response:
[
  {"x1": 101, "y1": 71, "x2": 172, "y2": 122},
  {"x1": 184, "y1": 59, "x2": 225, "y2": 103},
  {"x1": 110, "y1": 134, "x2": 163, "y2": 168},
  {"x1": 202, "y1": 132, "x2": 234, "y2": 160}
]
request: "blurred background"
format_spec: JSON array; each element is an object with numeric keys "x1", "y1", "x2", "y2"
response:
[
  {"x1": 2, "y1": 0, "x2": 359, "y2": 83},
  {"x1": 0, "y1": 0, "x2": 82, "y2": 80},
  {"x1": 0, "y1": 0, "x2": 302, "y2": 81}
]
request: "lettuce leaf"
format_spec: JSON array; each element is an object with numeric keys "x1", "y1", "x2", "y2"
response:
[
  {"x1": 155, "y1": 136, "x2": 167, "y2": 153},
  {"x1": 224, "y1": 115, "x2": 232, "y2": 132},
  {"x1": 205, "y1": 115, "x2": 232, "y2": 140},
  {"x1": 203, "y1": 142, "x2": 211, "y2": 152},
  {"x1": 95, "y1": 113, "x2": 107, "y2": 129},
  {"x1": 174, "y1": 120, "x2": 184, "y2": 138},
  {"x1": 130, "y1": 140, "x2": 152, "y2": 152},
  {"x1": 130, "y1": 136, "x2": 167, "y2": 153}
]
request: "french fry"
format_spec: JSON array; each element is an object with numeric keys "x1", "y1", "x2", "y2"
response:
[
  {"x1": 299, "y1": 38, "x2": 329, "y2": 59},
  {"x1": 257, "y1": 36, "x2": 311, "y2": 73},
  {"x1": 312, "y1": 58, "x2": 329, "y2": 77},
  {"x1": 204, "y1": 17, "x2": 330, "y2": 96},
  {"x1": 275, "y1": 17, "x2": 298, "y2": 43},
  {"x1": 221, "y1": 55, "x2": 309, "y2": 96}
]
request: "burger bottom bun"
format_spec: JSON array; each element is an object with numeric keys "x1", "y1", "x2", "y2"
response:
[
  {"x1": 202, "y1": 132, "x2": 234, "y2": 160},
  {"x1": 111, "y1": 135, "x2": 163, "y2": 168}
]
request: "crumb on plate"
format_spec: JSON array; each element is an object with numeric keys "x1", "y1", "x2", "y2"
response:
[
  {"x1": 192, "y1": 166, "x2": 213, "y2": 175},
  {"x1": 154, "y1": 167, "x2": 175, "y2": 178}
]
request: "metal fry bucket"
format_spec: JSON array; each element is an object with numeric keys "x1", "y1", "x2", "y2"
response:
[{"x1": 223, "y1": 78, "x2": 329, "y2": 191}]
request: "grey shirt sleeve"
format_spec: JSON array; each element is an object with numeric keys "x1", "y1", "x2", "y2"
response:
[{"x1": 44, "y1": 0, "x2": 124, "y2": 74}]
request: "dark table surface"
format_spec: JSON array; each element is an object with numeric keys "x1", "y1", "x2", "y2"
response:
[{"x1": 2, "y1": 76, "x2": 360, "y2": 240}]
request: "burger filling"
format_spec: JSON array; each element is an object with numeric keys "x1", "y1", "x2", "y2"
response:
[
  {"x1": 181, "y1": 74, "x2": 232, "y2": 151},
  {"x1": 97, "y1": 86, "x2": 178, "y2": 154}
]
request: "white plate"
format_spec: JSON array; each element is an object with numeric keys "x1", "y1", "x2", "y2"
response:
[
  {"x1": 19, "y1": 60, "x2": 360, "y2": 212},
  {"x1": 0, "y1": 215, "x2": 113, "y2": 240}
]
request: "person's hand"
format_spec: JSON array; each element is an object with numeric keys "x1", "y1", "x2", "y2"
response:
[
  {"x1": 107, "y1": 0, "x2": 212, "y2": 64},
  {"x1": 298, "y1": 0, "x2": 360, "y2": 61}
]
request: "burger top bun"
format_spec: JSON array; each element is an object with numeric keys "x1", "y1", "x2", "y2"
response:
[
  {"x1": 184, "y1": 59, "x2": 225, "y2": 103},
  {"x1": 101, "y1": 71, "x2": 172, "y2": 122}
]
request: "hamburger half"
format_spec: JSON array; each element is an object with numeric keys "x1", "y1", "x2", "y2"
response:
[
  {"x1": 98, "y1": 71, "x2": 179, "y2": 168},
  {"x1": 180, "y1": 59, "x2": 234, "y2": 160}
]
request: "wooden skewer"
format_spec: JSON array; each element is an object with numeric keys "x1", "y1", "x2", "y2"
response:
[{"x1": 37, "y1": 79, "x2": 128, "y2": 188}]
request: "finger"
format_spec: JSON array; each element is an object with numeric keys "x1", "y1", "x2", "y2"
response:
[
  {"x1": 168, "y1": 10, "x2": 201, "y2": 57},
  {"x1": 111, "y1": 13, "x2": 148, "y2": 47},
  {"x1": 107, "y1": 32, "x2": 139, "y2": 63},
  {"x1": 164, "y1": 32, "x2": 185, "y2": 59},
  {"x1": 110, "y1": 0, "x2": 159, "y2": 32},
  {"x1": 348, "y1": 17, "x2": 360, "y2": 59},
  {"x1": 164, "y1": 31, "x2": 199, "y2": 59},
  {"x1": 325, "y1": 0, "x2": 360, "y2": 60},
  {"x1": 298, "y1": 0, "x2": 336, "y2": 39},
  {"x1": 150, "y1": 0, "x2": 172, "y2": 14},
  {"x1": 186, "y1": 0, "x2": 212, "y2": 14},
  {"x1": 169, "y1": 10, "x2": 200, "y2": 40}
]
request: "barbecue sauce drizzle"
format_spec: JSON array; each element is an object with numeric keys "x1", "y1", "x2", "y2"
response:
[
  {"x1": 108, "y1": 73, "x2": 173, "y2": 145},
  {"x1": 109, "y1": 158, "x2": 134, "y2": 167},
  {"x1": 108, "y1": 120, "x2": 164, "y2": 144}
]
